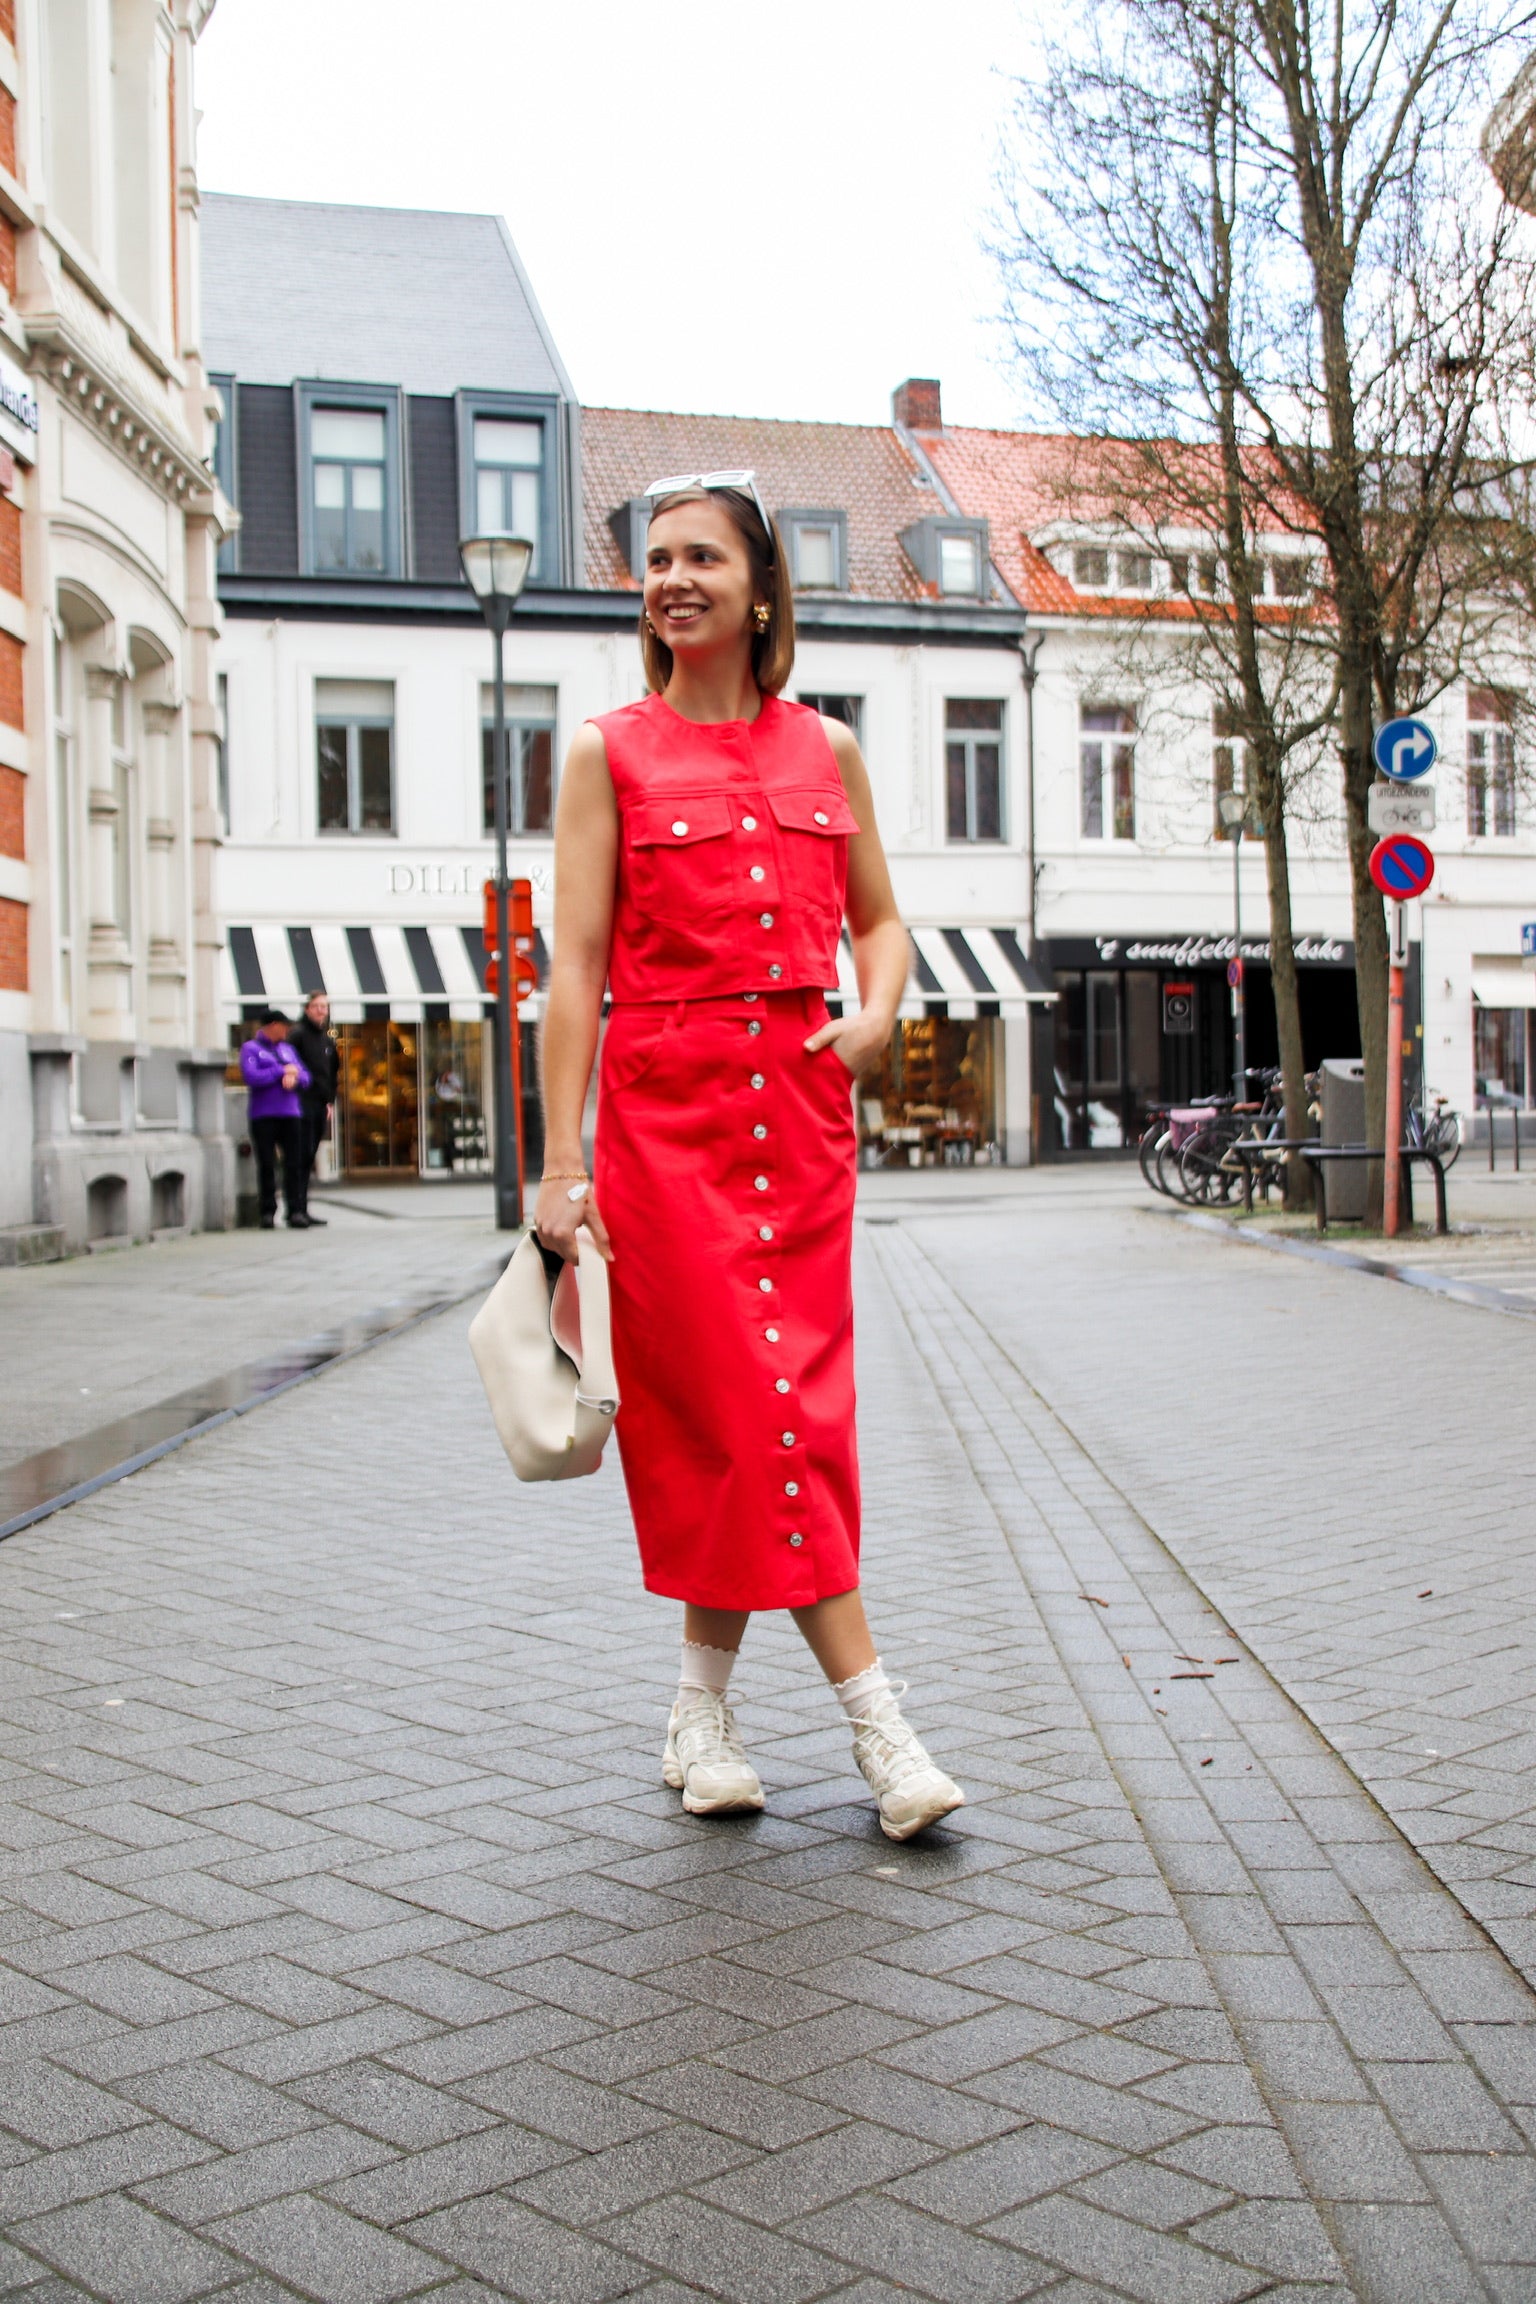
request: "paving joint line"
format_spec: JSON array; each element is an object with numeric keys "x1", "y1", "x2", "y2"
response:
[
  {"x1": 0, "y1": 1250, "x2": 511, "y2": 1544},
  {"x1": 873, "y1": 1223, "x2": 1535, "y2": 2303},
  {"x1": 1161, "y1": 1205, "x2": 1536, "y2": 1319}
]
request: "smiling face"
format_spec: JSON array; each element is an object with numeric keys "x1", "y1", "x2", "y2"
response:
[{"x1": 643, "y1": 497, "x2": 762, "y2": 668}]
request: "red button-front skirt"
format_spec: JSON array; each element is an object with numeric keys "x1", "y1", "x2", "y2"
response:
[{"x1": 595, "y1": 988, "x2": 860, "y2": 1610}]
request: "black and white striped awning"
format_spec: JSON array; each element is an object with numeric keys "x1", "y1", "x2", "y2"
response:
[
  {"x1": 224, "y1": 922, "x2": 1052, "y2": 1028},
  {"x1": 837, "y1": 927, "x2": 1056, "y2": 1019},
  {"x1": 222, "y1": 923, "x2": 551, "y2": 1025}
]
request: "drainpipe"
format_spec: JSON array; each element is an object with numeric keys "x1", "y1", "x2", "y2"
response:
[{"x1": 1019, "y1": 632, "x2": 1043, "y2": 949}]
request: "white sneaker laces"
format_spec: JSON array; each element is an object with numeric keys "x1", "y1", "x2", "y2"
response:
[
  {"x1": 676, "y1": 1688, "x2": 749, "y2": 1770},
  {"x1": 851, "y1": 1683, "x2": 941, "y2": 1793}
]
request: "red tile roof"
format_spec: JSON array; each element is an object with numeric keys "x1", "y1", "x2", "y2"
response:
[{"x1": 581, "y1": 406, "x2": 940, "y2": 601}]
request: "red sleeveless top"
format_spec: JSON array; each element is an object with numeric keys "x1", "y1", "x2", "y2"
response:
[{"x1": 593, "y1": 693, "x2": 860, "y2": 1003}]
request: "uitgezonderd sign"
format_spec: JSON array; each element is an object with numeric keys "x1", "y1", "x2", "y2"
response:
[{"x1": 0, "y1": 349, "x2": 40, "y2": 466}]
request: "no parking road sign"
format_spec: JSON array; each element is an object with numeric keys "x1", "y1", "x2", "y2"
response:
[
  {"x1": 1373, "y1": 716, "x2": 1438, "y2": 782},
  {"x1": 1369, "y1": 833, "x2": 1435, "y2": 900}
]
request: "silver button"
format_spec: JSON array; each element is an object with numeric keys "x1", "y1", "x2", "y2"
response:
[
  {"x1": 748, "y1": 1021, "x2": 762, "y2": 1036},
  {"x1": 765, "y1": 1325, "x2": 780, "y2": 1342},
  {"x1": 775, "y1": 1378, "x2": 790, "y2": 1394},
  {"x1": 671, "y1": 820, "x2": 689, "y2": 837},
  {"x1": 781, "y1": 1432, "x2": 796, "y2": 1446},
  {"x1": 754, "y1": 1175, "x2": 769, "y2": 1192},
  {"x1": 742, "y1": 814, "x2": 758, "y2": 831},
  {"x1": 758, "y1": 1278, "x2": 773, "y2": 1293},
  {"x1": 759, "y1": 912, "x2": 774, "y2": 928},
  {"x1": 814, "y1": 810, "x2": 830, "y2": 826},
  {"x1": 759, "y1": 1225, "x2": 774, "y2": 1241},
  {"x1": 749, "y1": 865, "x2": 766, "y2": 883},
  {"x1": 788, "y1": 1532, "x2": 804, "y2": 1548},
  {"x1": 750, "y1": 1073, "x2": 765, "y2": 1089},
  {"x1": 743, "y1": 992, "x2": 758, "y2": 1002},
  {"x1": 753, "y1": 1123, "x2": 767, "y2": 1139},
  {"x1": 768, "y1": 964, "x2": 783, "y2": 980},
  {"x1": 785, "y1": 1481, "x2": 799, "y2": 1497}
]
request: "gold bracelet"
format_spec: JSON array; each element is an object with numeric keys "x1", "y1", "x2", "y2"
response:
[{"x1": 540, "y1": 1170, "x2": 590, "y2": 1184}]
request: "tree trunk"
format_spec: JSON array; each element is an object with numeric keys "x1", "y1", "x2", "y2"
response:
[
  {"x1": 1254, "y1": 770, "x2": 1313, "y2": 1210},
  {"x1": 1339, "y1": 654, "x2": 1389, "y2": 1217}
]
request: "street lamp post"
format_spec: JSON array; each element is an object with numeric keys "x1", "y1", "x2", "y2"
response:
[
  {"x1": 459, "y1": 534, "x2": 534, "y2": 1231},
  {"x1": 1217, "y1": 790, "x2": 1249, "y2": 1100}
]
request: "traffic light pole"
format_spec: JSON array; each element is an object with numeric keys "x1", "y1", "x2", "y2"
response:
[{"x1": 488, "y1": 612, "x2": 522, "y2": 1232}]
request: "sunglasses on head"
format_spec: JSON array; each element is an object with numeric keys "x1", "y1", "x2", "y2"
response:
[{"x1": 642, "y1": 470, "x2": 776, "y2": 561}]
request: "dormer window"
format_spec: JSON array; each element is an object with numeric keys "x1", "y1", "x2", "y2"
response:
[
  {"x1": 1073, "y1": 546, "x2": 1109, "y2": 589},
  {"x1": 1117, "y1": 550, "x2": 1154, "y2": 591},
  {"x1": 778, "y1": 509, "x2": 848, "y2": 592},
  {"x1": 899, "y1": 515, "x2": 990, "y2": 599}
]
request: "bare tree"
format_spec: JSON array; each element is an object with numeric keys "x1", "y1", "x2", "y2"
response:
[{"x1": 997, "y1": 0, "x2": 1536, "y2": 1208}]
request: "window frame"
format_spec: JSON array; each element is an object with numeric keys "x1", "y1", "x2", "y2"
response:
[
  {"x1": 1467, "y1": 688, "x2": 1517, "y2": 839},
  {"x1": 1079, "y1": 704, "x2": 1137, "y2": 842},
  {"x1": 455, "y1": 390, "x2": 563, "y2": 587},
  {"x1": 481, "y1": 691, "x2": 558, "y2": 837},
  {"x1": 899, "y1": 514, "x2": 991, "y2": 599},
  {"x1": 943, "y1": 697, "x2": 1008, "y2": 844},
  {"x1": 209, "y1": 372, "x2": 238, "y2": 574},
  {"x1": 778, "y1": 507, "x2": 849, "y2": 593},
  {"x1": 797, "y1": 693, "x2": 864, "y2": 747},
  {"x1": 314, "y1": 685, "x2": 397, "y2": 837},
  {"x1": 296, "y1": 381, "x2": 404, "y2": 579}
]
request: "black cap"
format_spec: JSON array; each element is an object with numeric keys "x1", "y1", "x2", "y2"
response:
[{"x1": 258, "y1": 1007, "x2": 291, "y2": 1026}]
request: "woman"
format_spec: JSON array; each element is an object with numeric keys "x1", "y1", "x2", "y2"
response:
[{"x1": 534, "y1": 475, "x2": 963, "y2": 1841}]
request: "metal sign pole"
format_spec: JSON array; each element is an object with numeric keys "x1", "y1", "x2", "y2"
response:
[
  {"x1": 1231, "y1": 824, "x2": 1246, "y2": 1100},
  {"x1": 1384, "y1": 900, "x2": 1407, "y2": 1238}
]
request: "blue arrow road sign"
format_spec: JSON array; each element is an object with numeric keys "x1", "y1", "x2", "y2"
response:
[
  {"x1": 1524, "y1": 923, "x2": 1536, "y2": 957},
  {"x1": 1373, "y1": 716, "x2": 1438, "y2": 782}
]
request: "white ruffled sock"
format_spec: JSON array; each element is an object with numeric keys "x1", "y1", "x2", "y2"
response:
[
  {"x1": 678, "y1": 1640, "x2": 738, "y2": 1707},
  {"x1": 831, "y1": 1658, "x2": 890, "y2": 1721}
]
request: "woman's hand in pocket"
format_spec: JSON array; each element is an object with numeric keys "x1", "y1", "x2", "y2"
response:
[
  {"x1": 532, "y1": 1177, "x2": 614, "y2": 1263},
  {"x1": 803, "y1": 1009, "x2": 893, "y2": 1078}
]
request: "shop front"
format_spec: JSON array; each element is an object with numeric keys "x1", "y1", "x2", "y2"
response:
[{"x1": 1040, "y1": 932, "x2": 1362, "y2": 1153}]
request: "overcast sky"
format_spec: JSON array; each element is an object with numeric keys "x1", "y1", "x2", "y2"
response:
[{"x1": 195, "y1": 0, "x2": 1037, "y2": 432}]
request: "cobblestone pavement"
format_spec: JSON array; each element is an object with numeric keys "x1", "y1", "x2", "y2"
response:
[
  {"x1": 1, "y1": 1176, "x2": 1535, "y2": 2300},
  {"x1": 0, "y1": 1194, "x2": 497, "y2": 1469}
]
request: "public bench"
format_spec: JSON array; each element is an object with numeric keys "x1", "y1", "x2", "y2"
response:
[{"x1": 1297, "y1": 1144, "x2": 1449, "y2": 1236}]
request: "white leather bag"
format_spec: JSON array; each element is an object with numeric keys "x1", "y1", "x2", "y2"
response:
[{"x1": 468, "y1": 1229, "x2": 620, "y2": 1481}]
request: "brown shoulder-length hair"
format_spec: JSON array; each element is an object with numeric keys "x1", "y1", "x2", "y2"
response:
[{"x1": 639, "y1": 485, "x2": 796, "y2": 696}]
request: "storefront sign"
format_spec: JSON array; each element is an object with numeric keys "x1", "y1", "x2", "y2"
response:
[
  {"x1": 0, "y1": 349, "x2": 39, "y2": 465},
  {"x1": 387, "y1": 861, "x2": 552, "y2": 898},
  {"x1": 1162, "y1": 981, "x2": 1195, "y2": 1034},
  {"x1": 1046, "y1": 933, "x2": 1354, "y2": 970}
]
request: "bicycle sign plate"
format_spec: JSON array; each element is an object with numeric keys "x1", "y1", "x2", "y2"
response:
[
  {"x1": 1368, "y1": 832, "x2": 1435, "y2": 900},
  {"x1": 1373, "y1": 716, "x2": 1438, "y2": 782},
  {"x1": 1368, "y1": 781, "x2": 1435, "y2": 834}
]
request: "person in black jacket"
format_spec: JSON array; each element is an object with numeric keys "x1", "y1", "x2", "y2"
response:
[{"x1": 291, "y1": 991, "x2": 340, "y2": 1217}]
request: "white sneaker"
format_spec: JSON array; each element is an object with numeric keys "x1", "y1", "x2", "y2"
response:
[
  {"x1": 662, "y1": 1690, "x2": 765, "y2": 1816},
  {"x1": 850, "y1": 1687, "x2": 965, "y2": 1841}
]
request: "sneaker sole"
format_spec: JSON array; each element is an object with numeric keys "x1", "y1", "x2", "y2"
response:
[
  {"x1": 879, "y1": 1785, "x2": 966, "y2": 1841},
  {"x1": 663, "y1": 1750, "x2": 764, "y2": 1813}
]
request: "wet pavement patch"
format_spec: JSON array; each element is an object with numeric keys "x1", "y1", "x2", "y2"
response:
[{"x1": 0, "y1": 1254, "x2": 509, "y2": 1542}]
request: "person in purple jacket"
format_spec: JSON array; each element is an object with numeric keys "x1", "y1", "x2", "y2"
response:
[{"x1": 239, "y1": 1010, "x2": 313, "y2": 1230}]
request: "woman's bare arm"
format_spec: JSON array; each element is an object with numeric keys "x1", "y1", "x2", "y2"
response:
[
  {"x1": 802, "y1": 717, "x2": 909, "y2": 1074},
  {"x1": 534, "y1": 723, "x2": 618, "y2": 1259}
]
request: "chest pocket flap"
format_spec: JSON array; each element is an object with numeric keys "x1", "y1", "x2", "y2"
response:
[
  {"x1": 767, "y1": 786, "x2": 862, "y2": 836},
  {"x1": 629, "y1": 794, "x2": 734, "y2": 848}
]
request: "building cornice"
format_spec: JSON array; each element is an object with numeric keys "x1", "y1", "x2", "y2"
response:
[
  {"x1": 216, "y1": 575, "x2": 1030, "y2": 647},
  {"x1": 25, "y1": 307, "x2": 218, "y2": 516}
]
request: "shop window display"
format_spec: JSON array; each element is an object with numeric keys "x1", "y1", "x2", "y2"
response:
[{"x1": 858, "y1": 1017, "x2": 999, "y2": 1165}]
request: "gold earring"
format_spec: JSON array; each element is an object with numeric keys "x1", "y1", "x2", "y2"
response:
[
  {"x1": 753, "y1": 603, "x2": 771, "y2": 632},
  {"x1": 643, "y1": 615, "x2": 656, "y2": 634}
]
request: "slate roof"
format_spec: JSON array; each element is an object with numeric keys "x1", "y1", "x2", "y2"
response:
[
  {"x1": 201, "y1": 193, "x2": 573, "y2": 399},
  {"x1": 582, "y1": 406, "x2": 942, "y2": 599}
]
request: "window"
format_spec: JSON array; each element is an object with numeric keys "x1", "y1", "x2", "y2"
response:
[
  {"x1": 899, "y1": 515, "x2": 989, "y2": 597},
  {"x1": 1196, "y1": 552, "x2": 1221, "y2": 597},
  {"x1": 1117, "y1": 550, "x2": 1154, "y2": 591},
  {"x1": 482, "y1": 684, "x2": 556, "y2": 835},
  {"x1": 457, "y1": 394, "x2": 560, "y2": 583},
  {"x1": 1475, "y1": 1004, "x2": 1530, "y2": 1107},
  {"x1": 945, "y1": 699, "x2": 1005, "y2": 842},
  {"x1": 1270, "y1": 556, "x2": 1309, "y2": 599},
  {"x1": 1074, "y1": 546, "x2": 1110, "y2": 589},
  {"x1": 308, "y1": 406, "x2": 390, "y2": 574},
  {"x1": 1467, "y1": 688, "x2": 1516, "y2": 837},
  {"x1": 1213, "y1": 698, "x2": 1247, "y2": 838},
  {"x1": 316, "y1": 679, "x2": 394, "y2": 833},
  {"x1": 779, "y1": 510, "x2": 848, "y2": 592},
  {"x1": 216, "y1": 672, "x2": 229, "y2": 835},
  {"x1": 1080, "y1": 706, "x2": 1136, "y2": 839},
  {"x1": 474, "y1": 418, "x2": 543, "y2": 575},
  {"x1": 1163, "y1": 552, "x2": 1191, "y2": 593},
  {"x1": 209, "y1": 373, "x2": 237, "y2": 574},
  {"x1": 798, "y1": 693, "x2": 864, "y2": 746},
  {"x1": 939, "y1": 532, "x2": 980, "y2": 595}
]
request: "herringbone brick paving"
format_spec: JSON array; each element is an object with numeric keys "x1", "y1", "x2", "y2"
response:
[{"x1": 0, "y1": 1183, "x2": 1533, "y2": 2299}]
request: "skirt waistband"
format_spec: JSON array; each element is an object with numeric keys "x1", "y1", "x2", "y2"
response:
[{"x1": 607, "y1": 987, "x2": 832, "y2": 1019}]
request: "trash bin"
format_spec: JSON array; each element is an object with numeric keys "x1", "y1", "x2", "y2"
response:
[{"x1": 1319, "y1": 1057, "x2": 1367, "y2": 1219}]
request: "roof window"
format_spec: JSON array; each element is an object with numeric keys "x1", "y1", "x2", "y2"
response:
[
  {"x1": 778, "y1": 508, "x2": 849, "y2": 592},
  {"x1": 900, "y1": 514, "x2": 990, "y2": 599}
]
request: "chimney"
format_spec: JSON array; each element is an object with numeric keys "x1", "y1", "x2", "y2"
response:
[{"x1": 892, "y1": 377, "x2": 942, "y2": 431}]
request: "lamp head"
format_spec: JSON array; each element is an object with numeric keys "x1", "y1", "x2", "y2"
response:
[
  {"x1": 1217, "y1": 790, "x2": 1248, "y2": 830},
  {"x1": 459, "y1": 534, "x2": 534, "y2": 610}
]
